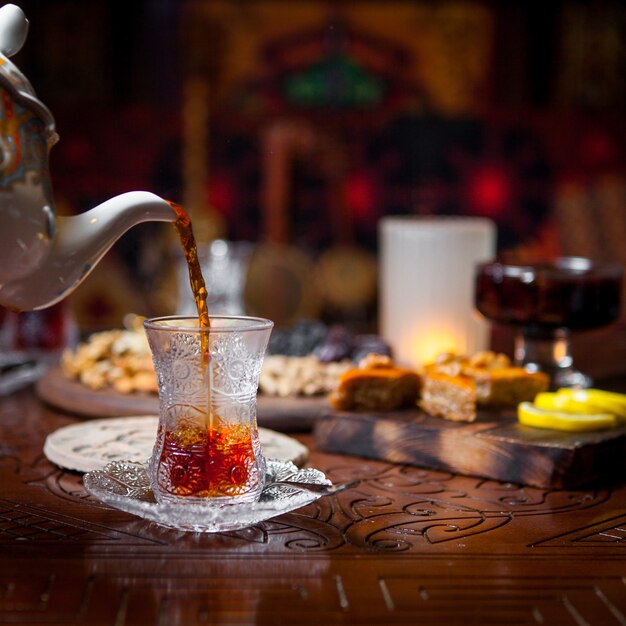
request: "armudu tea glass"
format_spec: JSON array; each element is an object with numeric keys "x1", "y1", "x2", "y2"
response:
[{"x1": 143, "y1": 315, "x2": 273, "y2": 506}]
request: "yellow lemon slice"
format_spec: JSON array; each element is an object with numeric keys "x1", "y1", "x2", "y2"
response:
[
  {"x1": 556, "y1": 388, "x2": 626, "y2": 420},
  {"x1": 517, "y1": 402, "x2": 618, "y2": 432},
  {"x1": 534, "y1": 391, "x2": 608, "y2": 415}
]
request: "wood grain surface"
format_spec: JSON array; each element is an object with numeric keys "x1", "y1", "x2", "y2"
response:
[
  {"x1": 1, "y1": 387, "x2": 626, "y2": 624},
  {"x1": 314, "y1": 408, "x2": 626, "y2": 488},
  {"x1": 36, "y1": 365, "x2": 327, "y2": 431}
]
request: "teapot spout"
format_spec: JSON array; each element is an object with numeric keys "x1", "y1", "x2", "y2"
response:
[{"x1": 0, "y1": 191, "x2": 176, "y2": 311}]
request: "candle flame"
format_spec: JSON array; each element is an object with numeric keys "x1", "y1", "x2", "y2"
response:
[{"x1": 407, "y1": 328, "x2": 463, "y2": 366}]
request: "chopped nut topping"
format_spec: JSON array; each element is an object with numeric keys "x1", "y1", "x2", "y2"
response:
[{"x1": 358, "y1": 353, "x2": 393, "y2": 370}]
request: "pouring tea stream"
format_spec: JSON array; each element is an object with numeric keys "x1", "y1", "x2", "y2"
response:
[{"x1": 0, "y1": 4, "x2": 176, "y2": 311}]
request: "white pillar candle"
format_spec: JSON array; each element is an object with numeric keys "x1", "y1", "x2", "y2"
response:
[{"x1": 380, "y1": 216, "x2": 496, "y2": 368}]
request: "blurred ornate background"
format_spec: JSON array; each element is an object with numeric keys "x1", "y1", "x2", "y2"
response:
[{"x1": 12, "y1": 0, "x2": 626, "y2": 347}]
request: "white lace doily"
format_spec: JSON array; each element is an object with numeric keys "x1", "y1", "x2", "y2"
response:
[{"x1": 44, "y1": 415, "x2": 309, "y2": 473}]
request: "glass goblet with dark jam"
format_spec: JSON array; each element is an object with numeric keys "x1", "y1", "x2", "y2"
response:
[{"x1": 475, "y1": 257, "x2": 623, "y2": 388}]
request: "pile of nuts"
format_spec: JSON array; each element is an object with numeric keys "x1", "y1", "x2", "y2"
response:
[
  {"x1": 60, "y1": 328, "x2": 157, "y2": 394},
  {"x1": 259, "y1": 355, "x2": 352, "y2": 397}
]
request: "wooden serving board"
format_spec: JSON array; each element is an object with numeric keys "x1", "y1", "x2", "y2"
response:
[
  {"x1": 36, "y1": 366, "x2": 326, "y2": 432},
  {"x1": 313, "y1": 408, "x2": 626, "y2": 488}
]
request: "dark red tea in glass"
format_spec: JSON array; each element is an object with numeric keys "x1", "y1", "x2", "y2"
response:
[{"x1": 475, "y1": 257, "x2": 623, "y2": 388}]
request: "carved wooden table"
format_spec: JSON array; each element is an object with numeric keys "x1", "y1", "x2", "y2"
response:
[{"x1": 1, "y1": 387, "x2": 625, "y2": 625}]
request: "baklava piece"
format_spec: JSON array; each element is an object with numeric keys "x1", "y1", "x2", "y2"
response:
[
  {"x1": 329, "y1": 354, "x2": 421, "y2": 411},
  {"x1": 420, "y1": 352, "x2": 549, "y2": 422}
]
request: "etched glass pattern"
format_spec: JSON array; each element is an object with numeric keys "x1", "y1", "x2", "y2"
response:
[{"x1": 144, "y1": 316, "x2": 273, "y2": 507}]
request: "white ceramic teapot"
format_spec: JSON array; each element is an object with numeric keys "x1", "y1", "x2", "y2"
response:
[{"x1": 0, "y1": 4, "x2": 175, "y2": 311}]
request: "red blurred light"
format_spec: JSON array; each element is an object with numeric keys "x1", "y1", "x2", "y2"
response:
[
  {"x1": 467, "y1": 166, "x2": 512, "y2": 217},
  {"x1": 344, "y1": 172, "x2": 376, "y2": 221},
  {"x1": 208, "y1": 173, "x2": 235, "y2": 217}
]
